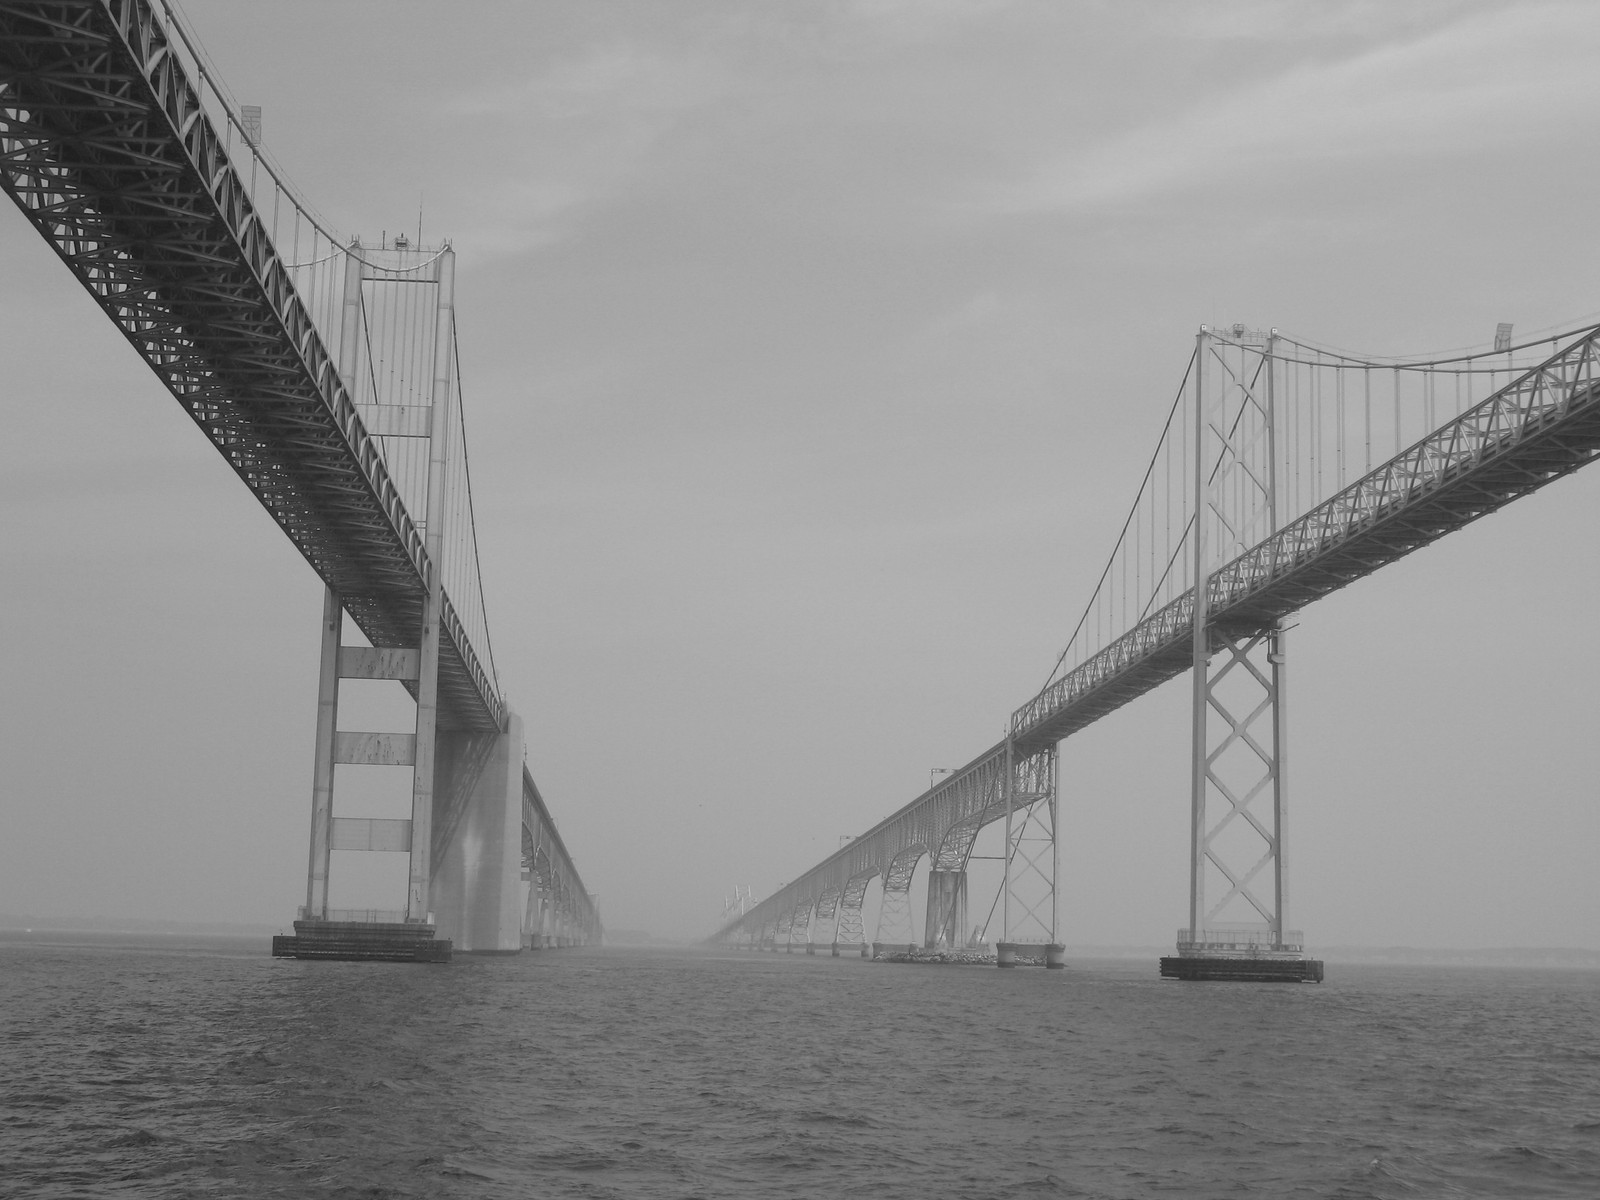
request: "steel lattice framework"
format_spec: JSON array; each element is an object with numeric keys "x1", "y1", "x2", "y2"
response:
[{"x1": 0, "y1": 0, "x2": 497, "y2": 731}]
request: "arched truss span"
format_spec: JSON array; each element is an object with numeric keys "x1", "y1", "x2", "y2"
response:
[
  {"x1": 874, "y1": 846, "x2": 925, "y2": 946},
  {"x1": 835, "y1": 869, "x2": 878, "y2": 948}
]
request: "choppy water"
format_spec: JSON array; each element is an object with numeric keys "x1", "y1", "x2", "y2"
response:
[{"x1": 3, "y1": 936, "x2": 1598, "y2": 1198}]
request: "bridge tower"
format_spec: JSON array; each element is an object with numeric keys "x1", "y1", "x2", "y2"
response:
[
  {"x1": 277, "y1": 243, "x2": 525, "y2": 962},
  {"x1": 1162, "y1": 327, "x2": 1321, "y2": 982}
]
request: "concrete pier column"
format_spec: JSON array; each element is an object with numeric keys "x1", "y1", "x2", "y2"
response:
[
  {"x1": 923, "y1": 869, "x2": 968, "y2": 949},
  {"x1": 430, "y1": 711, "x2": 525, "y2": 952}
]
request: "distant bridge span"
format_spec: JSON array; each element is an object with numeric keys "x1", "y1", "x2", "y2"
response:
[{"x1": 716, "y1": 324, "x2": 1600, "y2": 971}]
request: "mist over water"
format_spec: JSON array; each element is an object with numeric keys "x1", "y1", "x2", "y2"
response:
[{"x1": 4, "y1": 935, "x2": 1598, "y2": 1198}]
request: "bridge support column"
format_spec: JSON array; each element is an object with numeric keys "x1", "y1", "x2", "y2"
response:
[
  {"x1": 537, "y1": 893, "x2": 553, "y2": 948},
  {"x1": 275, "y1": 584, "x2": 454, "y2": 962},
  {"x1": 923, "y1": 870, "x2": 968, "y2": 949},
  {"x1": 993, "y1": 743, "x2": 1062, "y2": 967},
  {"x1": 430, "y1": 713, "x2": 525, "y2": 952},
  {"x1": 274, "y1": 246, "x2": 480, "y2": 963},
  {"x1": 1164, "y1": 621, "x2": 1320, "y2": 981},
  {"x1": 1165, "y1": 327, "x2": 1318, "y2": 981},
  {"x1": 302, "y1": 585, "x2": 341, "y2": 920}
]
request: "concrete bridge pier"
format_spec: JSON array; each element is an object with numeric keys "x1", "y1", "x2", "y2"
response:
[
  {"x1": 923, "y1": 869, "x2": 968, "y2": 949},
  {"x1": 429, "y1": 714, "x2": 526, "y2": 953}
]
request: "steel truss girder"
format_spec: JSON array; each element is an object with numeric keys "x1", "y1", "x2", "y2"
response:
[
  {"x1": 1011, "y1": 328, "x2": 1600, "y2": 753},
  {"x1": 0, "y1": 0, "x2": 499, "y2": 731}
]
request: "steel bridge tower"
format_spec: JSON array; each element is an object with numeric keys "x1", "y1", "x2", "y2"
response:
[
  {"x1": 289, "y1": 242, "x2": 529, "y2": 961},
  {"x1": 1163, "y1": 327, "x2": 1316, "y2": 981}
]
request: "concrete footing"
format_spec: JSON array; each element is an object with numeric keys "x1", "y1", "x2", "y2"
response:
[
  {"x1": 996, "y1": 941, "x2": 1066, "y2": 968},
  {"x1": 1160, "y1": 955, "x2": 1324, "y2": 982},
  {"x1": 271, "y1": 919, "x2": 451, "y2": 963}
]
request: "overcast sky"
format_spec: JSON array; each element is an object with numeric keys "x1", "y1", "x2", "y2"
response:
[{"x1": 3, "y1": 0, "x2": 1597, "y2": 946}]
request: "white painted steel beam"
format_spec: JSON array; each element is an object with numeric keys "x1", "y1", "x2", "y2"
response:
[
  {"x1": 330, "y1": 817, "x2": 412, "y2": 853},
  {"x1": 332, "y1": 732, "x2": 417, "y2": 767},
  {"x1": 338, "y1": 647, "x2": 420, "y2": 682}
]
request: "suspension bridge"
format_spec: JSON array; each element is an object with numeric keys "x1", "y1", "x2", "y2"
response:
[
  {"x1": 0, "y1": 0, "x2": 599, "y2": 959},
  {"x1": 711, "y1": 320, "x2": 1600, "y2": 977}
]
